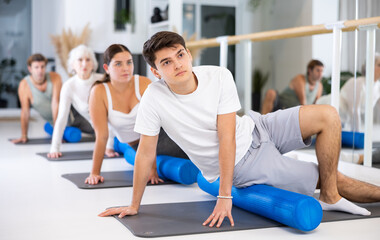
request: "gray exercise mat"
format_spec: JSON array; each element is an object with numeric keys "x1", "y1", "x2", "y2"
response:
[
  {"x1": 10, "y1": 136, "x2": 95, "y2": 145},
  {"x1": 111, "y1": 200, "x2": 380, "y2": 238},
  {"x1": 36, "y1": 150, "x2": 121, "y2": 161},
  {"x1": 62, "y1": 171, "x2": 176, "y2": 189}
]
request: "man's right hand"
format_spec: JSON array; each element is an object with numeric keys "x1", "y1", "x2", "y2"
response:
[
  {"x1": 85, "y1": 174, "x2": 104, "y2": 185},
  {"x1": 47, "y1": 152, "x2": 62, "y2": 158},
  {"x1": 98, "y1": 206, "x2": 138, "y2": 218},
  {"x1": 11, "y1": 136, "x2": 28, "y2": 144}
]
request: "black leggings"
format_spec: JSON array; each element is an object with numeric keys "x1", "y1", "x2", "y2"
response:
[
  {"x1": 68, "y1": 106, "x2": 94, "y2": 134},
  {"x1": 131, "y1": 128, "x2": 189, "y2": 159}
]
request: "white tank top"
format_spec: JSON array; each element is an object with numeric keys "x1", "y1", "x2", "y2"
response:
[{"x1": 104, "y1": 75, "x2": 141, "y2": 143}]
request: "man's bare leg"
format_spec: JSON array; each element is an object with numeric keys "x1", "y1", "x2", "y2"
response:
[
  {"x1": 337, "y1": 172, "x2": 380, "y2": 203},
  {"x1": 299, "y1": 105, "x2": 370, "y2": 215},
  {"x1": 261, "y1": 89, "x2": 277, "y2": 114},
  {"x1": 299, "y1": 105, "x2": 340, "y2": 202}
]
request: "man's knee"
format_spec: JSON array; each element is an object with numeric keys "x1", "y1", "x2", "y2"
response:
[
  {"x1": 300, "y1": 105, "x2": 341, "y2": 137},
  {"x1": 264, "y1": 89, "x2": 277, "y2": 101},
  {"x1": 302, "y1": 105, "x2": 339, "y2": 123},
  {"x1": 319, "y1": 105, "x2": 341, "y2": 127}
]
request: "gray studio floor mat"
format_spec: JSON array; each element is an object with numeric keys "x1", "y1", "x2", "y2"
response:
[
  {"x1": 62, "y1": 171, "x2": 176, "y2": 189},
  {"x1": 111, "y1": 201, "x2": 281, "y2": 238},
  {"x1": 36, "y1": 150, "x2": 121, "y2": 161},
  {"x1": 111, "y1": 200, "x2": 380, "y2": 238},
  {"x1": 10, "y1": 136, "x2": 95, "y2": 145},
  {"x1": 322, "y1": 201, "x2": 380, "y2": 222}
]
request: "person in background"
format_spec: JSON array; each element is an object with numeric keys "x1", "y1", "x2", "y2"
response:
[
  {"x1": 48, "y1": 45, "x2": 103, "y2": 158},
  {"x1": 261, "y1": 59, "x2": 324, "y2": 114},
  {"x1": 85, "y1": 44, "x2": 188, "y2": 185},
  {"x1": 12, "y1": 54, "x2": 62, "y2": 143},
  {"x1": 338, "y1": 52, "x2": 380, "y2": 130},
  {"x1": 317, "y1": 52, "x2": 380, "y2": 165}
]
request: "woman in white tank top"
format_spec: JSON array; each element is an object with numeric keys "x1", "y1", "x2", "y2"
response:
[{"x1": 86, "y1": 44, "x2": 187, "y2": 185}]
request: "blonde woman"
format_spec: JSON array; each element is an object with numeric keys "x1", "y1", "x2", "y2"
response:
[{"x1": 48, "y1": 45, "x2": 103, "y2": 158}]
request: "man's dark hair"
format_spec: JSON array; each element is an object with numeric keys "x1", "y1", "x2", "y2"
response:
[
  {"x1": 143, "y1": 31, "x2": 186, "y2": 69},
  {"x1": 307, "y1": 59, "x2": 324, "y2": 75},
  {"x1": 27, "y1": 53, "x2": 48, "y2": 66}
]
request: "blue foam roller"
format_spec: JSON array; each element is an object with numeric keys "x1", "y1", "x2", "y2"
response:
[
  {"x1": 114, "y1": 137, "x2": 132, "y2": 157},
  {"x1": 155, "y1": 156, "x2": 167, "y2": 180},
  {"x1": 115, "y1": 138, "x2": 198, "y2": 184},
  {"x1": 197, "y1": 173, "x2": 322, "y2": 232},
  {"x1": 44, "y1": 122, "x2": 54, "y2": 135},
  {"x1": 341, "y1": 131, "x2": 364, "y2": 149},
  {"x1": 113, "y1": 137, "x2": 122, "y2": 154},
  {"x1": 63, "y1": 126, "x2": 82, "y2": 142},
  {"x1": 44, "y1": 122, "x2": 82, "y2": 143},
  {"x1": 156, "y1": 155, "x2": 199, "y2": 185},
  {"x1": 114, "y1": 138, "x2": 164, "y2": 177},
  {"x1": 124, "y1": 146, "x2": 137, "y2": 165},
  {"x1": 113, "y1": 137, "x2": 137, "y2": 164}
]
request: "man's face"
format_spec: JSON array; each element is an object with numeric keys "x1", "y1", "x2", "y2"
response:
[
  {"x1": 309, "y1": 66, "x2": 324, "y2": 82},
  {"x1": 151, "y1": 44, "x2": 193, "y2": 88},
  {"x1": 28, "y1": 61, "x2": 46, "y2": 84}
]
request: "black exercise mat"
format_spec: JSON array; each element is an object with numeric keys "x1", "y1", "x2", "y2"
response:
[
  {"x1": 373, "y1": 163, "x2": 380, "y2": 169},
  {"x1": 36, "y1": 150, "x2": 121, "y2": 161},
  {"x1": 10, "y1": 136, "x2": 95, "y2": 145},
  {"x1": 373, "y1": 142, "x2": 380, "y2": 148},
  {"x1": 111, "y1": 200, "x2": 380, "y2": 238},
  {"x1": 62, "y1": 171, "x2": 176, "y2": 189}
]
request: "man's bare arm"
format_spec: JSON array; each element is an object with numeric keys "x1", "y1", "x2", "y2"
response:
[
  {"x1": 12, "y1": 80, "x2": 30, "y2": 143},
  {"x1": 290, "y1": 75, "x2": 307, "y2": 105},
  {"x1": 203, "y1": 112, "x2": 236, "y2": 228},
  {"x1": 99, "y1": 134, "x2": 159, "y2": 217},
  {"x1": 50, "y1": 72, "x2": 62, "y2": 124}
]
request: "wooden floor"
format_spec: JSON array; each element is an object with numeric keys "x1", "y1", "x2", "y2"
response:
[{"x1": 1, "y1": 109, "x2": 380, "y2": 240}]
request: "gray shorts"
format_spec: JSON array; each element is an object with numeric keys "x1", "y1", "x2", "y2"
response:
[{"x1": 233, "y1": 106, "x2": 319, "y2": 196}]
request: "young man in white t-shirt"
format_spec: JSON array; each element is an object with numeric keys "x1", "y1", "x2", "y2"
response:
[{"x1": 99, "y1": 31, "x2": 380, "y2": 227}]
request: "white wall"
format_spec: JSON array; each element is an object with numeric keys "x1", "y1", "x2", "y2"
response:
[
  {"x1": 32, "y1": 0, "x2": 64, "y2": 59},
  {"x1": 63, "y1": 0, "x2": 148, "y2": 54},
  {"x1": 235, "y1": 0, "x2": 259, "y2": 102},
  {"x1": 30, "y1": 0, "x2": 338, "y2": 91},
  {"x1": 32, "y1": 0, "x2": 149, "y2": 80},
  {"x1": 256, "y1": 0, "x2": 313, "y2": 94},
  {"x1": 312, "y1": 0, "x2": 339, "y2": 77}
]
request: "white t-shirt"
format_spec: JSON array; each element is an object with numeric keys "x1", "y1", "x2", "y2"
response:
[
  {"x1": 50, "y1": 73, "x2": 103, "y2": 153},
  {"x1": 134, "y1": 66, "x2": 255, "y2": 182}
]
